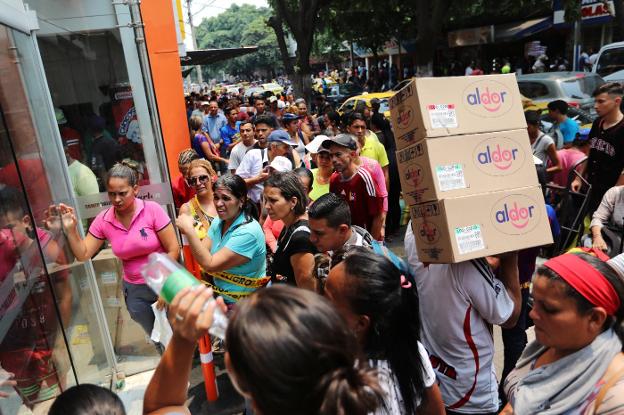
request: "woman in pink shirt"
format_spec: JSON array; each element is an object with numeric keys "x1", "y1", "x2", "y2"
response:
[{"x1": 55, "y1": 162, "x2": 179, "y2": 339}]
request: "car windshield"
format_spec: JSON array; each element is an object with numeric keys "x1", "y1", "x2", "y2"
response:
[
  {"x1": 560, "y1": 75, "x2": 604, "y2": 99},
  {"x1": 596, "y1": 48, "x2": 624, "y2": 78},
  {"x1": 379, "y1": 99, "x2": 390, "y2": 113},
  {"x1": 341, "y1": 84, "x2": 362, "y2": 94}
]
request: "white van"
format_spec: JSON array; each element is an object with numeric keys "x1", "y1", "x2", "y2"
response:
[{"x1": 592, "y1": 41, "x2": 624, "y2": 82}]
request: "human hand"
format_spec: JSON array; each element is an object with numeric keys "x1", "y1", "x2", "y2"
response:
[
  {"x1": 593, "y1": 235, "x2": 608, "y2": 251},
  {"x1": 570, "y1": 178, "x2": 582, "y2": 193},
  {"x1": 175, "y1": 214, "x2": 194, "y2": 235},
  {"x1": 256, "y1": 170, "x2": 270, "y2": 183},
  {"x1": 156, "y1": 297, "x2": 167, "y2": 311},
  {"x1": 57, "y1": 203, "x2": 78, "y2": 232},
  {"x1": 0, "y1": 370, "x2": 16, "y2": 399},
  {"x1": 168, "y1": 285, "x2": 226, "y2": 343},
  {"x1": 43, "y1": 205, "x2": 63, "y2": 233}
]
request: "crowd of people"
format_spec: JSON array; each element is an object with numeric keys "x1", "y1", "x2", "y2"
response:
[{"x1": 30, "y1": 78, "x2": 624, "y2": 415}]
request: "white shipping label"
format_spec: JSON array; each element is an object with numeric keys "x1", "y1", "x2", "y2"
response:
[
  {"x1": 436, "y1": 163, "x2": 466, "y2": 191},
  {"x1": 455, "y1": 224, "x2": 485, "y2": 255},
  {"x1": 428, "y1": 104, "x2": 458, "y2": 129}
]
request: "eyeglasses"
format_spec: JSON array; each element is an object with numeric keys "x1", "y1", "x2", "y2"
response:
[{"x1": 188, "y1": 175, "x2": 210, "y2": 185}]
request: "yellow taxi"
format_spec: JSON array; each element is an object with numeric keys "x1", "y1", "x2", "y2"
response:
[
  {"x1": 337, "y1": 91, "x2": 395, "y2": 118},
  {"x1": 313, "y1": 77, "x2": 337, "y2": 93}
]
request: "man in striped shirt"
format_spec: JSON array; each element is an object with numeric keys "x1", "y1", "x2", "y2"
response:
[
  {"x1": 405, "y1": 224, "x2": 521, "y2": 414},
  {"x1": 323, "y1": 134, "x2": 384, "y2": 241}
]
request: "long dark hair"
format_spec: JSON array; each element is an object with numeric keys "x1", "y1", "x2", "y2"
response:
[
  {"x1": 213, "y1": 174, "x2": 258, "y2": 221},
  {"x1": 226, "y1": 285, "x2": 384, "y2": 415},
  {"x1": 339, "y1": 246, "x2": 426, "y2": 414},
  {"x1": 49, "y1": 384, "x2": 126, "y2": 415},
  {"x1": 538, "y1": 252, "x2": 624, "y2": 350}
]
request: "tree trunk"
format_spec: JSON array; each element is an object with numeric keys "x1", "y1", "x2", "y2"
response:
[
  {"x1": 413, "y1": 0, "x2": 451, "y2": 76},
  {"x1": 267, "y1": 15, "x2": 294, "y2": 75},
  {"x1": 615, "y1": 0, "x2": 624, "y2": 41}
]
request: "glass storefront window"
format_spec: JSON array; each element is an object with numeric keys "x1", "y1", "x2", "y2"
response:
[{"x1": 0, "y1": 0, "x2": 175, "y2": 409}]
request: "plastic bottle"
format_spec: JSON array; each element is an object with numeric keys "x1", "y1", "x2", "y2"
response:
[{"x1": 142, "y1": 252, "x2": 228, "y2": 339}]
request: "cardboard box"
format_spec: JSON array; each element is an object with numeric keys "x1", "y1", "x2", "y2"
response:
[
  {"x1": 390, "y1": 74, "x2": 526, "y2": 149},
  {"x1": 397, "y1": 129, "x2": 537, "y2": 205},
  {"x1": 410, "y1": 186, "x2": 553, "y2": 263}
]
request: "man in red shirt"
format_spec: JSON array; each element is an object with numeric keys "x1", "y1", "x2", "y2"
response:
[
  {"x1": 172, "y1": 149, "x2": 199, "y2": 210},
  {"x1": 322, "y1": 134, "x2": 384, "y2": 240}
]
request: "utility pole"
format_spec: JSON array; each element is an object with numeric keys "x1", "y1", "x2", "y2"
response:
[{"x1": 186, "y1": 0, "x2": 203, "y2": 84}]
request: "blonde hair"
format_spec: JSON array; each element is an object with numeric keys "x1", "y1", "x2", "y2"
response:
[{"x1": 187, "y1": 158, "x2": 217, "y2": 180}]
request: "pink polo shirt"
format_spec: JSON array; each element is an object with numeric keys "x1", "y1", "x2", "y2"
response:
[{"x1": 89, "y1": 199, "x2": 172, "y2": 284}]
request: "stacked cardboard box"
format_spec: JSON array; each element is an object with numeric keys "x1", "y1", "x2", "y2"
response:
[{"x1": 390, "y1": 74, "x2": 553, "y2": 263}]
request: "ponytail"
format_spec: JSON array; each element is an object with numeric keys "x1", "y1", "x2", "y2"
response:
[
  {"x1": 318, "y1": 364, "x2": 384, "y2": 415},
  {"x1": 340, "y1": 247, "x2": 427, "y2": 414}
]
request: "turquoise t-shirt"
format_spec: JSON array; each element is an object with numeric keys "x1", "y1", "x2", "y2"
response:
[
  {"x1": 207, "y1": 212, "x2": 267, "y2": 303},
  {"x1": 560, "y1": 117, "x2": 580, "y2": 145}
]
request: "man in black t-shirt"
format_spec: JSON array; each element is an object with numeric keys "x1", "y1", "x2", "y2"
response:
[{"x1": 572, "y1": 82, "x2": 624, "y2": 215}]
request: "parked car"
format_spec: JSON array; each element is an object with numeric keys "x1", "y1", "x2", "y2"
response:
[
  {"x1": 517, "y1": 72, "x2": 605, "y2": 113},
  {"x1": 262, "y1": 82, "x2": 284, "y2": 95},
  {"x1": 593, "y1": 41, "x2": 624, "y2": 82},
  {"x1": 326, "y1": 83, "x2": 363, "y2": 106},
  {"x1": 337, "y1": 91, "x2": 395, "y2": 118}
]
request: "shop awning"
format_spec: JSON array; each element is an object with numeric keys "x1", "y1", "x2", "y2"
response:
[
  {"x1": 495, "y1": 17, "x2": 552, "y2": 43},
  {"x1": 180, "y1": 47, "x2": 258, "y2": 66}
]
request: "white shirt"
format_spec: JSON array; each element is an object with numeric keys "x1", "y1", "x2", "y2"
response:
[
  {"x1": 229, "y1": 141, "x2": 255, "y2": 171},
  {"x1": 371, "y1": 342, "x2": 436, "y2": 415},
  {"x1": 404, "y1": 223, "x2": 514, "y2": 413},
  {"x1": 235, "y1": 147, "x2": 268, "y2": 203}
]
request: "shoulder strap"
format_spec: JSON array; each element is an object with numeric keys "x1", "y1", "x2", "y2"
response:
[
  {"x1": 279, "y1": 224, "x2": 310, "y2": 253},
  {"x1": 191, "y1": 197, "x2": 212, "y2": 231},
  {"x1": 594, "y1": 365, "x2": 624, "y2": 414}
]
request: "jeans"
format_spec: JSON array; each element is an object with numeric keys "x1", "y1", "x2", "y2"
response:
[{"x1": 122, "y1": 280, "x2": 158, "y2": 337}]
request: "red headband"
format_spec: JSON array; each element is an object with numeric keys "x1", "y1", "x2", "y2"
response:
[{"x1": 544, "y1": 254, "x2": 620, "y2": 316}]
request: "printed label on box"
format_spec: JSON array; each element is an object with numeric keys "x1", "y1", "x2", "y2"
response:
[
  {"x1": 436, "y1": 163, "x2": 466, "y2": 191},
  {"x1": 428, "y1": 104, "x2": 458, "y2": 129},
  {"x1": 101, "y1": 271, "x2": 117, "y2": 285},
  {"x1": 455, "y1": 224, "x2": 485, "y2": 255}
]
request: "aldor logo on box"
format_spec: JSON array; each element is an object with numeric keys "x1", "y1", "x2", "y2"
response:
[
  {"x1": 463, "y1": 80, "x2": 513, "y2": 117},
  {"x1": 417, "y1": 221, "x2": 440, "y2": 244},
  {"x1": 404, "y1": 164, "x2": 424, "y2": 187},
  {"x1": 491, "y1": 194, "x2": 540, "y2": 235},
  {"x1": 396, "y1": 105, "x2": 414, "y2": 129},
  {"x1": 473, "y1": 136, "x2": 525, "y2": 175}
]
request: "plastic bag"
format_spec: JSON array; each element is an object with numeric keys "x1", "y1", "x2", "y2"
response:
[{"x1": 151, "y1": 302, "x2": 172, "y2": 347}]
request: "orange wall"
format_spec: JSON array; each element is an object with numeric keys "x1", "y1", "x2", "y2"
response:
[{"x1": 140, "y1": 0, "x2": 188, "y2": 179}]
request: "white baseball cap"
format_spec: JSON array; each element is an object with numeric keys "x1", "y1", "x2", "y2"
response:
[
  {"x1": 269, "y1": 156, "x2": 293, "y2": 172},
  {"x1": 305, "y1": 135, "x2": 330, "y2": 154},
  {"x1": 277, "y1": 100, "x2": 286, "y2": 109}
]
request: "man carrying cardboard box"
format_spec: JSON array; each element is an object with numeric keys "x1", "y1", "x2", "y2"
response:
[
  {"x1": 405, "y1": 223, "x2": 521, "y2": 414},
  {"x1": 322, "y1": 134, "x2": 384, "y2": 241}
]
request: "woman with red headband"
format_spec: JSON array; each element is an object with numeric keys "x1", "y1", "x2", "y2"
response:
[{"x1": 501, "y1": 252, "x2": 624, "y2": 415}]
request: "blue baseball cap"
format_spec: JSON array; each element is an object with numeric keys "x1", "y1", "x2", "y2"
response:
[
  {"x1": 268, "y1": 129, "x2": 297, "y2": 146},
  {"x1": 282, "y1": 112, "x2": 301, "y2": 122}
]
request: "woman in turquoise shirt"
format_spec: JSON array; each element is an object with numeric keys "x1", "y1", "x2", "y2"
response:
[{"x1": 176, "y1": 174, "x2": 267, "y2": 304}]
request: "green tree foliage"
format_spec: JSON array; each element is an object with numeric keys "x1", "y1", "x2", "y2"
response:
[{"x1": 194, "y1": 4, "x2": 283, "y2": 79}]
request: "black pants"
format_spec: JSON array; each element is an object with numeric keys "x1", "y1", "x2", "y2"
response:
[
  {"x1": 499, "y1": 288, "x2": 531, "y2": 406},
  {"x1": 385, "y1": 157, "x2": 402, "y2": 235}
]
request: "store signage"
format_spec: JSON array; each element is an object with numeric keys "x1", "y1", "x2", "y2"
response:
[
  {"x1": 581, "y1": 0, "x2": 615, "y2": 20},
  {"x1": 77, "y1": 183, "x2": 174, "y2": 219},
  {"x1": 448, "y1": 26, "x2": 493, "y2": 48}
]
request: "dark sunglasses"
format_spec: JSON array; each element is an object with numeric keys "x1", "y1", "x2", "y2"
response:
[{"x1": 188, "y1": 175, "x2": 210, "y2": 185}]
